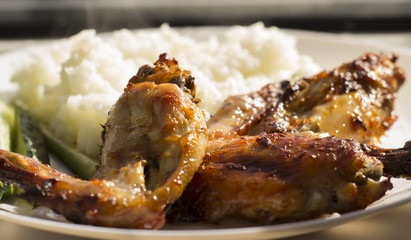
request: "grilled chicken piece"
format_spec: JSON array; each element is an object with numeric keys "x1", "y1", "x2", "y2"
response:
[
  {"x1": 363, "y1": 141, "x2": 411, "y2": 178},
  {"x1": 209, "y1": 53, "x2": 405, "y2": 144},
  {"x1": 0, "y1": 151, "x2": 163, "y2": 228},
  {"x1": 173, "y1": 132, "x2": 411, "y2": 224},
  {"x1": 0, "y1": 54, "x2": 208, "y2": 229},
  {"x1": 207, "y1": 82, "x2": 285, "y2": 134},
  {"x1": 169, "y1": 52, "x2": 408, "y2": 224},
  {"x1": 127, "y1": 53, "x2": 197, "y2": 99}
]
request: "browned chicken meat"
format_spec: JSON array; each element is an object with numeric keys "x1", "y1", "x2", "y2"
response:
[
  {"x1": 172, "y1": 133, "x2": 411, "y2": 224},
  {"x1": 0, "y1": 54, "x2": 208, "y2": 229},
  {"x1": 209, "y1": 53, "x2": 405, "y2": 144},
  {"x1": 207, "y1": 82, "x2": 285, "y2": 134},
  {"x1": 169, "y1": 52, "x2": 409, "y2": 224}
]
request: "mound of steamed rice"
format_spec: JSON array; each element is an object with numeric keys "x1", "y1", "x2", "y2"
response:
[{"x1": 11, "y1": 23, "x2": 320, "y2": 157}]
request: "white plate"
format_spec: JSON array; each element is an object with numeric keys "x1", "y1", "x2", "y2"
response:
[{"x1": 0, "y1": 28, "x2": 411, "y2": 240}]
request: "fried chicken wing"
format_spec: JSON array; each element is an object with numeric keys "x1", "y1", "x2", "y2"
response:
[
  {"x1": 173, "y1": 133, "x2": 411, "y2": 224},
  {"x1": 0, "y1": 54, "x2": 208, "y2": 229},
  {"x1": 98, "y1": 54, "x2": 207, "y2": 197},
  {"x1": 0, "y1": 150, "x2": 163, "y2": 228},
  {"x1": 209, "y1": 53, "x2": 405, "y2": 144},
  {"x1": 363, "y1": 140, "x2": 411, "y2": 178}
]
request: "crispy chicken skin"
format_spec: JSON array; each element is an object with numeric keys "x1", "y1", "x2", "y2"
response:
[
  {"x1": 0, "y1": 54, "x2": 208, "y2": 229},
  {"x1": 363, "y1": 141, "x2": 411, "y2": 178},
  {"x1": 207, "y1": 82, "x2": 285, "y2": 134},
  {"x1": 175, "y1": 133, "x2": 411, "y2": 224},
  {"x1": 170, "y1": 53, "x2": 408, "y2": 224},
  {"x1": 128, "y1": 53, "x2": 197, "y2": 99},
  {"x1": 210, "y1": 53, "x2": 405, "y2": 144},
  {"x1": 0, "y1": 150, "x2": 164, "y2": 228},
  {"x1": 98, "y1": 54, "x2": 207, "y2": 194}
]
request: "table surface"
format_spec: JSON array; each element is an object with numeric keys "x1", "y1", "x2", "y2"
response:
[{"x1": 1, "y1": 31, "x2": 411, "y2": 240}]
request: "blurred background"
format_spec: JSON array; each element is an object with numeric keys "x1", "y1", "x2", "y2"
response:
[{"x1": 0, "y1": 0, "x2": 410, "y2": 39}]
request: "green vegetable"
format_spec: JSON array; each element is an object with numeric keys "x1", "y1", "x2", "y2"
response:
[
  {"x1": 0, "y1": 98, "x2": 96, "y2": 201},
  {"x1": 0, "y1": 99, "x2": 18, "y2": 201},
  {"x1": 0, "y1": 181, "x2": 34, "y2": 208},
  {"x1": 0, "y1": 99, "x2": 49, "y2": 164},
  {"x1": 0, "y1": 99, "x2": 50, "y2": 164},
  {"x1": 41, "y1": 125, "x2": 97, "y2": 179},
  {"x1": 0, "y1": 99, "x2": 50, "y2": 200},
  {"x1": 16, "y1": 109, "x2": 50, "y2": 164},
  {"x1": 0, "y1": 181, "x2": 20, "y2": 200}
]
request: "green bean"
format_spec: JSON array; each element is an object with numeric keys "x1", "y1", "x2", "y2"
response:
[
  {"x1": 17, "y1": 109, "x2": 50, "y2": 164},
  {"x1": 41, "y1": 126, "x2": 97, "y2": 179}
]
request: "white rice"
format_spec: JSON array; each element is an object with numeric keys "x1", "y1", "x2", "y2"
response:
[{"x1": 11, "y1": 23, "x2": 320, "y2": 157}]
